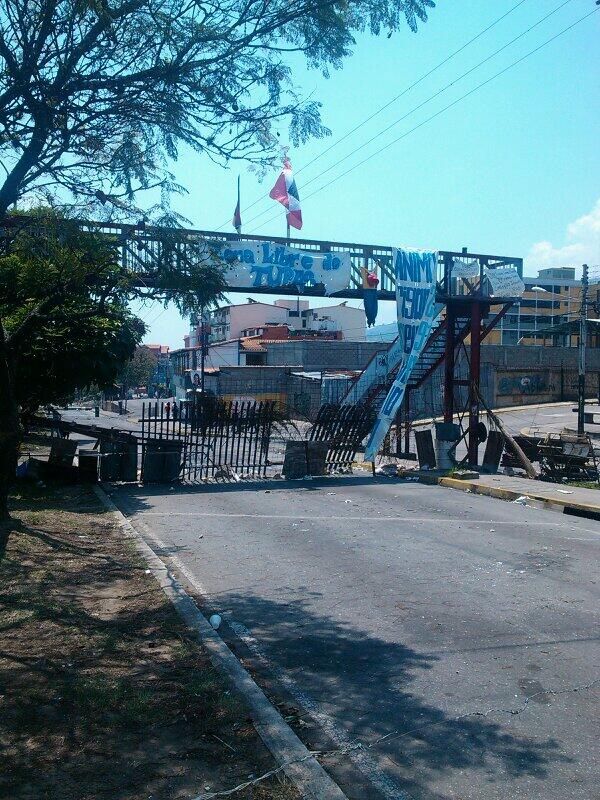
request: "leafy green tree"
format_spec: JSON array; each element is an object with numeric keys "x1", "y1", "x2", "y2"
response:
[
  {"x1": 0, "y1": 0, "x2": 436, "y2": 542},
  {"x1": 13, "y1": 300, "x2": 145, "y2": 414},
  {"x1": 0, "y1": 213, "x2": 227, "y2": 534},
  {"x1": 119, "y1": 346, "x2": 160, "y2": 400},
  {"x1": 0, "y1": 0, "x2": 434, "y2": 216}
]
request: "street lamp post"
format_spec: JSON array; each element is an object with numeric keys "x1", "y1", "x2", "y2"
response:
[
  {"x1": 530, "y1": 286, "x2": 550, "y2": 342},
  {"x1": 577, "y1": 265, "x2": 589, "y2": 435}
]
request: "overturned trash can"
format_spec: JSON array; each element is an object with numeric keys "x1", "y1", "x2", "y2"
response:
[
  {"x1": 434, "y1": 422, "x2": 460, "y2": 471},
  {"x1": 142, "y1": 439, "x2": 183, "y2": 482}
]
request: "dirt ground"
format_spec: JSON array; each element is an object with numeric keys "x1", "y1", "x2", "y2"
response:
[{"x1": 0, "y1": 483, "x2": 300, "y2": 800}]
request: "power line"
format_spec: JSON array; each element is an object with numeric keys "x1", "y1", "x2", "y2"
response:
[
  {"x1": 249, "y1": 6, "x2": 599, "y2": 235},
  {"x1": 295, "y1": 0, "x2": 534, "y2": 178},
  {"x1": 143, "y1": 306, "x2": 169, "y2": 326},
  {"x1": 215, "y1": 0, "x2": 532, "y2": 230},
  {"x1": 243, "y1": 0, "x2": 577, "y2": 231}
]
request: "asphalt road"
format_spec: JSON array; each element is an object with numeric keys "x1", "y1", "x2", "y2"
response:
[
  {"x1": 497, "y1": 404, "x2": 600, "y2": 438},
  {"x1": 111, "y1": 477, "x2": 600, "y2": 800}
]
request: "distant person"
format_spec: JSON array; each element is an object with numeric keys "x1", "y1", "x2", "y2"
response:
[
  {"x1": 51, "y1": 408, "x2": 67, "y2": 438},
  {"x1": 165, "y1": 401, "x2": 171, "y2": 417},
  {"x1": 172, "y1": 401, "x2": 178, "y2": 421}
]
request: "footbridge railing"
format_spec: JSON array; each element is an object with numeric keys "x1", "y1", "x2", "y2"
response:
[{"x1": 2, "y1": 216, "x2": 523, "y2": 301}]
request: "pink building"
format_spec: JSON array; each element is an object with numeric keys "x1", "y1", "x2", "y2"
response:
[{"x1": 191, "y1": 300, "x2": 289, "y2": 345}]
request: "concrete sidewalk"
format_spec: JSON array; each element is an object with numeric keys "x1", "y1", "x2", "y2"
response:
[{"x1": 424, "y1": 472, "x2": 600, "y2": 521}]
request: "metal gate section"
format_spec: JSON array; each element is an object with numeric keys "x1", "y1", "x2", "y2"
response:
[
  {"x1": 141, "y1": 398, "x2": 275, "y2": 481},
  {"x1": 308, "y1": 403, "x2": 375, "y2": 472}
]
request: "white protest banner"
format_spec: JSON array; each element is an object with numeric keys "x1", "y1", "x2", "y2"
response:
[
  {"x1": 219, "y1": 240, "x2": 351, "y2": 295},
  {"x1": 364, "y1": 249, "x2": 438, "y2": 462},
  {"x1": 452, "y1": 258, "x2": 480, "y2": 279},
  {"x1": 484, "y1": 267, "x2": 525, "y2": 297}
]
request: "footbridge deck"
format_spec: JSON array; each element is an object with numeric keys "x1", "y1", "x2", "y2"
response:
[{"x1": 22, "y1": 218, "x2": 522, "y2": 301}]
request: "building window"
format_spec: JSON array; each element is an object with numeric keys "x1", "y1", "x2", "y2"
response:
[
  {"x1": 502, "y1": 330, "x2": 519, "y2": 345},
  {"x1": 520, "y1": 299, "x2": 555, "y2": 309},
  {"x1": 245, "y1": 353, "x2": 266, "y2": 366}
]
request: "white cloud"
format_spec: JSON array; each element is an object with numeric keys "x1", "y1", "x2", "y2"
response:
[{"x1": 526, "y1": 199, "x2": 600, "y2": 272}]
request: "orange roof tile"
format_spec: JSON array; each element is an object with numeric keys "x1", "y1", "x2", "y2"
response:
[{"x1": 240, "y1": 337, "x2": 267, "y2": 352}]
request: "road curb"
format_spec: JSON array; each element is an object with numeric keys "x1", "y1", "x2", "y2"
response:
[
  {"x1": 409, "y1": 399, "x2": 599, "y2": 430},
  {"x1": 431, "y1": 476, "x2": 600, "y2": 520},
  {"x1": 92, "y1": 485, "x2": 349, "y2": 800}
]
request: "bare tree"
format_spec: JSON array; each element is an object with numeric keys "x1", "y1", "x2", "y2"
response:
[{"x1": 0, "y1": 0, "x2": 434, "y2": 218}]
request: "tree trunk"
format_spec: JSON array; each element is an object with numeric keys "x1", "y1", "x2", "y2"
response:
[
  {"x1": 0, "y1": 320, "x2": 20, "y2": 539},
  {"x1": 0, "y1": 115, "x2": 49, "y2": 219}
]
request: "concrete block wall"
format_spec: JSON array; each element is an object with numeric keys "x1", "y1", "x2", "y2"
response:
[
  {"x1": 265, "y1": 340, "x2": 388, "y2": 371},
  {"x1": 215, "y1": 367, "x2": 325, "y2": 420},
  {"x1": 184, "y1": 345, "x2": 600, "y2": 422},
  {"x1": 481, "y1": 345, "x2": 600, "y2": 370},
  {"x1": 211, "y1": 366, "x2": 291, "y2": 405},
  {"x1": 483, "y1": 346, "x2": 600, "y2": 406},
  {"x1": 288, "y1": 374, "x2": 323, "y2": 420},
  {"x1": 407, "y1": 346, "x2": 600, "y2": 421}
]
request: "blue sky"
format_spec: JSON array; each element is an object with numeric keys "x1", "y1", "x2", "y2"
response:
[{"x1": 137, "y1": 0, "x2": 600, "y2": 348}]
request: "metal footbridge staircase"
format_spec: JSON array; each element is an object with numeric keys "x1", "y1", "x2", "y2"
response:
[{"x1": 337, "y1": 252, "x2": 521, "y2": 463}]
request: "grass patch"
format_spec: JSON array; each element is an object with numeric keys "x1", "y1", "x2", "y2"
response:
[{"x1": 69, "y1": 676, "x2": 158, "y2": 727}]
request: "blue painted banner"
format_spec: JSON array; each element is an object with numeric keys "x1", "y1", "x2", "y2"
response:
[
  {"x1": 364, "y1": 248, "x2": 438, "y2": 462},
  {"x1": 221, "y1": 240, "x2": 351, "y2": 295}
]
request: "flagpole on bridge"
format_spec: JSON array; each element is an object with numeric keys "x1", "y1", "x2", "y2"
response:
[{"x1": 269, "y1": 152, "x2": 301, "y2": 244}]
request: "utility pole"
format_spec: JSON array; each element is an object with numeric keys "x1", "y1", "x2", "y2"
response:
[
  {"x1": 577, "y1": 264, "x2": 589, "y2": 435},
  {"x1": 200, "y1": 331, "x2": 206, "y2": 394},
  {"x1": 199, "y1": 308, "x2": 208, "y2": 394}
]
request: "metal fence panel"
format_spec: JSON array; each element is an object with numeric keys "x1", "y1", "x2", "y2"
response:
[
  {"x1": 308, "y1": 403, "x2": 375, "y2": 472},
  {"x1": 140, "y1": 397, "x2": 275, "y2": 481}
]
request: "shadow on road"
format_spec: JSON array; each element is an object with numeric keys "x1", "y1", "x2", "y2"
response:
[
  {"x1": 208, "y1": 589, "x2": 570, "y2": 799},
  {"x1": 1, "y1": 496, "x2": 288, "y2": 800},
  {"x1": 107, "y1": 486, "x2": 575, "y2": 799}
]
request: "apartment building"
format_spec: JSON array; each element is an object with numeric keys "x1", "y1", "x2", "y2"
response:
[
  {"x1": 486, "y1": 267, "x2": 600, "y2": 346},
  {"x1": 183, "y1": 298, "x2": 366, "y2": 347}
]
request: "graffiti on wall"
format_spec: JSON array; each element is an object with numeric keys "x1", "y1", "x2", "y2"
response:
[{"x1": 497, "y1": 373, "x2": 554, "y2": 397}]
